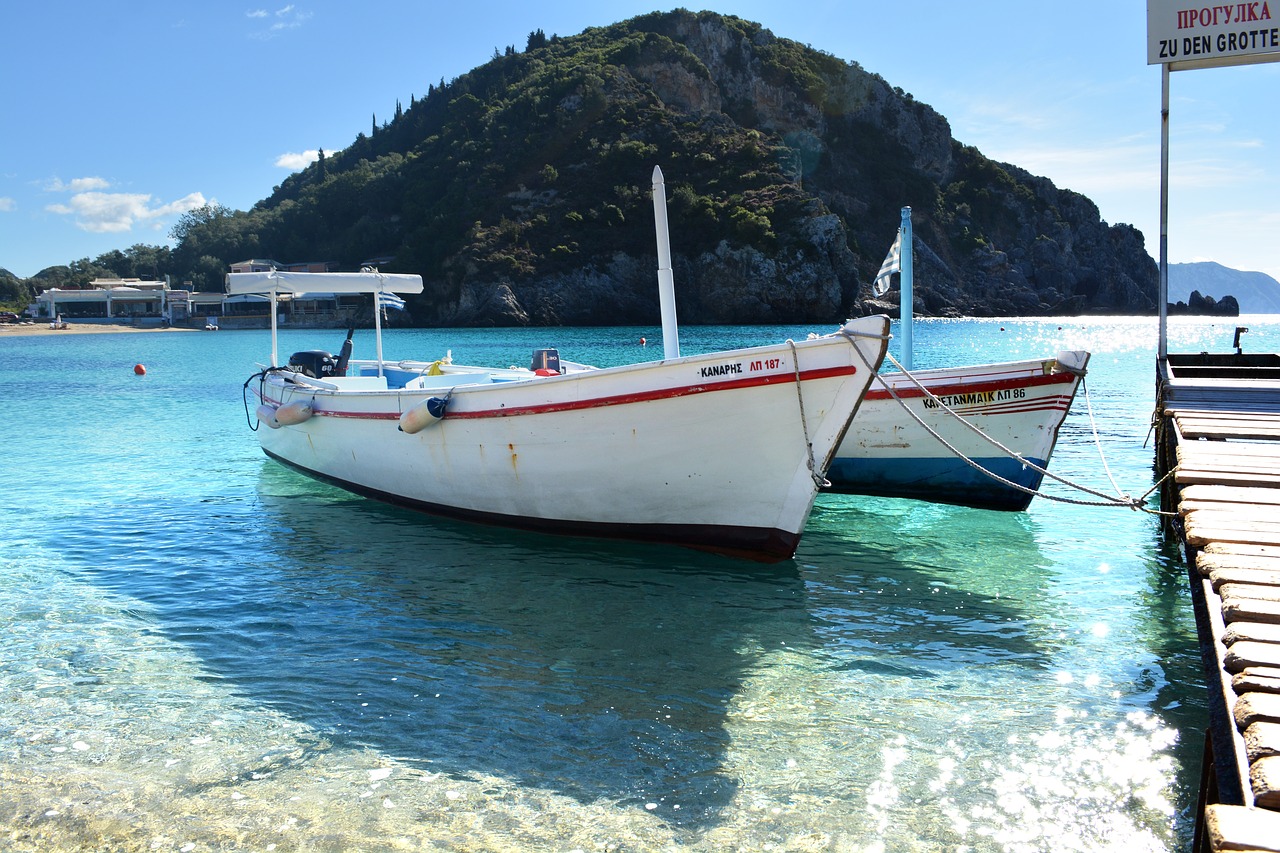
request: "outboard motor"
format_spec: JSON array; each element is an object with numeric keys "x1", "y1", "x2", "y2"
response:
[
  {"x1": 334, "y1": 326, "x2": 355, "y2": 376},
  {"x1": 530, "y1": 348, "x2": 561, "y2": 374},
  {"x1": 288, "y1": 350, "x2": 339, "y2": 378}
]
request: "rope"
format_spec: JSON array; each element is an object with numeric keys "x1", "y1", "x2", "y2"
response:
[
  {"x1": 850, "y1": 347, "x2": 1174, "y2": 514},
  {"x1": 788, "y1": 339, "x2": 830, "y2": 489},
  {"x1": 1080, "y1": 375, "x2": 1129, "y2": 499},
  {"x1": 241, "y1": 366, "x2": 310, "y2": 432}
]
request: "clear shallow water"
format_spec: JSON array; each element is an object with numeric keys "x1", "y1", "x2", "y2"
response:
[{"x1": 2, "y1": 316, "x2": 1276, "y2": 851}]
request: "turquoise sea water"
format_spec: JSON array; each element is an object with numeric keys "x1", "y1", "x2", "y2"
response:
[{"x1": 3, "y1": 315, "x2": 1278, "y2": 852}]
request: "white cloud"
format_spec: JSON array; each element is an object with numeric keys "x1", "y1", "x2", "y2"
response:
[
  {"x1": 246, "y1": 9, "x2": 268, "y2": 18},
  {"x1": 45, "y1": 176, "x2": 111, "y2": 193},
  {"x1": 249, "y1": 5, "x2": 311, "y2": 39},
  {"x1": 46, "y1": 191, "x2": 207, "y2": 234},
  {"x1": 275, "y1": 149, "x2": 321, "y2": 170},
  {"x1": 0, "y1": 197, "x2": 15, "y2": 212}
]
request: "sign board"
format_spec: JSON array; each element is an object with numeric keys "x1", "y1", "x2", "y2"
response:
[{"x1": 1148, "y1": 0, "x2": 1280, "y2": 68}]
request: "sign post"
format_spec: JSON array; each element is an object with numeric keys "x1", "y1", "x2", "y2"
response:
[{"x1": 1146, "y1": 1, "x2": 1280, "y2": 359}]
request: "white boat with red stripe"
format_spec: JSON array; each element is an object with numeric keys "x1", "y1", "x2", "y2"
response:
[{"x1": 235, "y1": 269, "x2": 889, "y2": 561}]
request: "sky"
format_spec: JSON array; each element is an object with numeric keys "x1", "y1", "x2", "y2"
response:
[{"x1": 2, "y1": 1, "x2": 1278, "y2": 282}]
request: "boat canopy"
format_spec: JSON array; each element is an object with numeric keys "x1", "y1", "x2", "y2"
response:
[
  {"x1": 226, "y1": 270, "x2": 424, "y2": 296},
  {"x1": 230, "y1": 269, "x2": 424, "y2": 370}
]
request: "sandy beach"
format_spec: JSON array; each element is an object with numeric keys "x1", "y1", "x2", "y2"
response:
[{"x1": 0, "y1": 322, "x2": 201, "y2": 337}]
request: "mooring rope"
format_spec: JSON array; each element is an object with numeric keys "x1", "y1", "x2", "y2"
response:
[
  {"x1": 849, "y1": 346, "x2": 1175, "y2": 514},
  {"x1": 787, "y1": 339, "x2": 830, "y2": 489}
]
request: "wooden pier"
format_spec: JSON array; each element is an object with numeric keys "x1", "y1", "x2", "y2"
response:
[{"x1": 1155, "y1": 351, "x2": 1280, "y2": 852}]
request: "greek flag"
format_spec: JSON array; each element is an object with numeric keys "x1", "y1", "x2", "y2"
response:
[
  {"x1": 873, "y1": 231, "x2": 900, "y2": 297},
  {"x1": 377, "y1": 292, "x2": 406, "y2": 311}
]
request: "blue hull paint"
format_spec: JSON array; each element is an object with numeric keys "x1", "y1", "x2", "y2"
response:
[{"x1": 824, "y1": 455, "x2": 1049, "y2": 511}]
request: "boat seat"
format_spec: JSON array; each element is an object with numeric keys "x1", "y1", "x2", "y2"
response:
[{"x1": 402, "y1": 373, "x2": 494, "y2": 391}]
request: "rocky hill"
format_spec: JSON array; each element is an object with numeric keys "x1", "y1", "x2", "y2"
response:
[{"x1": 168, "y1": 11, "x2": 1162, "y2": 324}]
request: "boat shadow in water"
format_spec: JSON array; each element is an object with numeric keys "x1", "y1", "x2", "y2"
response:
[{"x1": 180, "y1": 473, "x2": 818, "y2": 826}]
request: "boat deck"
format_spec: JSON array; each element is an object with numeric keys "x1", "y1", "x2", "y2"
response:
[{"x1": 1156, "y1": 353, "x2": 1280, "y2": 851}]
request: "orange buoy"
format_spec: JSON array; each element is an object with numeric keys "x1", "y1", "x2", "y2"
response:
[
  {"x1": 133, "y1": 364, "x2": 146, "y2": 375},
  {"x1": 640, "y1": 337, "x2": 647, "y2": 345}
]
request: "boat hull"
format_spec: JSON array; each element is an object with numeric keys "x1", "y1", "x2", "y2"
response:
[
  {"x1": 827, "y1": 352, "x2": 1088, "y2": 510},
  {"x1": 252, "y1": 316, "x2": 889, "y2": 560}
]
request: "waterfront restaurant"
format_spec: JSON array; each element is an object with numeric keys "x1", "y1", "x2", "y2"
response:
[{"x1": 34, "y1": 278, "x2": 171, "y2": 321}]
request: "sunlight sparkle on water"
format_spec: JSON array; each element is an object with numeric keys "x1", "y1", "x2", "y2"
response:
[{"x1": 936, "y1": 711, "x2": 1177, "y2": 852}]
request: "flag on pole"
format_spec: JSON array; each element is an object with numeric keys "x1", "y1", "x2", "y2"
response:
[
  {"x1": 872, "y1": 231, "x2": 901, "y2": 297},
  {"x1": 377, "y1": 292, "x2": 406, "y2": 311}
]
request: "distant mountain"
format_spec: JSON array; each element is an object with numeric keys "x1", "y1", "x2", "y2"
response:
[{"x1": 1169, "y1": 262, "x2": 1280, "y2": 313}]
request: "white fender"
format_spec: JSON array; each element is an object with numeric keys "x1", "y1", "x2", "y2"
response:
[
  {"x1": 399, "y1": 396, "x2": 448, "y2": 434},
  {"x1": 257, "y1": 403, "x2": 282, "y2": 429}
]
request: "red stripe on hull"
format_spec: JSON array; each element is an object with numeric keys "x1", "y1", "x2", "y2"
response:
[
  {"x1": 863, "y1": 370, "x2": 1075, "y2": 402},
  {"x1": 269, "y1": 364, "x2": 858, "y2": 422}
]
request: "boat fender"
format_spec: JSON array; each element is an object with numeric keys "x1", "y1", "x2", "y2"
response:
[
  {"x1": 399, "y1": 396, "x2": 448, "y2": 434},
  {"x1": 274, "y1": 401, "x2": 314, "y2": 426},
  {"x1": 257, "y1": 403, "x2": 282, "y2": 429}
]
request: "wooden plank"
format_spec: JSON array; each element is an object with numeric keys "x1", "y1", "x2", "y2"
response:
[
  {"x1": 1226, "y1": 642, "x2": 1280, "y2": 672},
  {"x1": 1178, "y1": 454, "x2": 1280, "y2": 466},
  {"x1": 1186, "y1": 520, "x2": 1280, "y2": 549},
  {"x1": 1180, "y1": 415, "x2": 1280, "y2": 426},
  {"x1": 1185, "y1": 499, "x2": 1280, "y2": 514},
  {"x1": 1234, "y1": 670, "x2": 1280, "y2": 696},
  {"x1": 1244, "y1": 722, "x2": 1280, "y2": 759},
  {"x1": 1205, "y1": 802, "x2": 1280, "y2": 851},
  {"x1": 1206, "y1": 543, "x2": 1280, "y2": 560},
  {"x1": 1224, "y1": 596, "x2": 1280, "y2": 625},
  {"x1": 1184, "y1": 498, "x2": 1280, "y2": 515},
  {"x1": 1181, "y1": 424, "x2": 1280, "y2": 441},
  {"x1": 1186, "y1": 524, "x2": 1280, "y2": 543},
  {"x1": 1183, "y1": 485, "x2": 1280, "y2": 506},
  {"x1": 1174, "y1": 408, "x2": 1280, "y2": 418},
  {"x1": 1180, "y1": 442, "x2": 1280, "y2": 458},
  {"x1": 1177, "y1": 471, "x2": 1280, "y2": 488},
  {"x1": 1186, "y1": 505, "x2": 1280, "y2": 520},
  {"x1": 1235, "y1": 692, "x2": 1280, "y2": 729},
  {"x1": 1177, "y1": 414, "x2": 1280, "y2": 433},
  {"x1": 1215, "y1": 569, "x2": 1280, "y2": 592},
  {"x1": 1185, "y1": 515, "x2": 1280, "y2": 538},
  {"x1": 1201, "y1": 557, "x2": 1280, "y2": 579},
  {"x1": 1254, "y1": 756, "x2": 1280, "y2": 809},
  {"x1": 1223, "y1": 585, "x2": 1280, "y2": 605},
  {"x1": 1178, "y1": 459, "x2": 1280, "y2": 474},
  {"x1": 1226, "y1": 624, "x2": 1280, "y2": 646},
  {"x1": 1178, "y1": 457, "x2": 1280, "y2": 474}
]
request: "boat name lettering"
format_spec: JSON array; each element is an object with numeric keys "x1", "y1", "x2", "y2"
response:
[
  {"x1": 747, "y1": 358, "x2": 783, "y2": 372},
  {"x1": 699, "y1": 362, "x2": 744, "y2": 378},
  {"x1": 923, "y1": 387, "x2": 1025, "y2": 409}
]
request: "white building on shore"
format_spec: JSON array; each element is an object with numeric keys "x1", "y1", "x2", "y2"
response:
[
  {"x1": 32, "y1": 261, "x2": 380, "y2": 328},
  {"x1": 34, "y1": 278, "x2": 176, "y2": 324}
]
